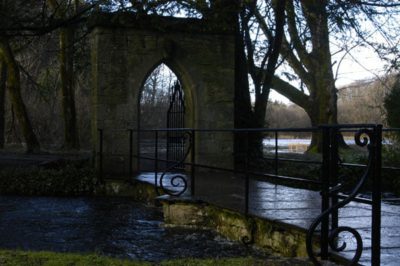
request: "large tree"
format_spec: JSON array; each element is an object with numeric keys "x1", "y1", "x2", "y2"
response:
[
  {"x1": 0, "y1": 0, "x2": 93, "y2": 152},
  {"x1": 237, "y1": 0, "x2": 287, "y2": 130},
  {"x1": 0, "y1": 1, "x2": 42, "y2": 152},
  {"x1": 249, "y1": 0, "x2": 400, "y2": 151},
  {"x1": 48, "y1": 0, "x2": 80, "y2": 150},
  {"x1": 0, "y1": 38, "x2": 41, "y2": 152},
  {"x1": 275, "y1": 0, "x2": 337, "y2": 152}
]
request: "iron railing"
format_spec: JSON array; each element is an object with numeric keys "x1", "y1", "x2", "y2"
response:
[{"x1": 96, "y1": 124, "x2": 398, "y2": 265}]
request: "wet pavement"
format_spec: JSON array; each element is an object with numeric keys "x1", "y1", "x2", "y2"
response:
[
  {"x1": 137, "y1": 172, "x2": 400, "y2": 266},
  {"x1": 0, "y1": 196, "x2": 265, "y2": 261}
]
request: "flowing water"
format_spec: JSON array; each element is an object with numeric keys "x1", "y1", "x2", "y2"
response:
[{"x1": 0, "y1": 196, "x2": 264, "y2": 262}]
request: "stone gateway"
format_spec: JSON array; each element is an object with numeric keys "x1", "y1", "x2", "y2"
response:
[{"x1": 90, "y1": 13, "x2": 236, "y2": 176}]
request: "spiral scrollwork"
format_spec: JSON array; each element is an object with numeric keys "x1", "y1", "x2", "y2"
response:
[
  {"x1": 306, "y1": 127, "x2": 376, "y2": 265},
  {"x1": 241, "y1": 217, "x2": 256, "y2": 245},
  {"x1": 159, "y1": 131, "x2": 192, "y2": 197},
  {"x1": 159, "y1": 173, "x2": 188, "y2": 196},
  {"x1": 354, "y1": 129, "x2": 373, "y2": 147},
  {"x1": 329, "y1": 227, "x2": 363, "y2": 263}
]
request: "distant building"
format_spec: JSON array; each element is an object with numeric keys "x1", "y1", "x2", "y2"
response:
[
  {"x1": 337, "y1": 76, "x2": 395, "y2": 125},
  {"x1": 338, "y1": 79, "x2": 375, "y2": 102}
]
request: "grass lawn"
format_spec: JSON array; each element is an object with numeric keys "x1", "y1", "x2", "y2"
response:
[
  {"x1": 0, "y1": 250, "x2": 257, "y2": 266},
  {"x1": 0, "y1": 250, "x2": 150, "y2": 266},
  {"x1": 0, "y1": 250, "x2": 313, "y2": 266}
]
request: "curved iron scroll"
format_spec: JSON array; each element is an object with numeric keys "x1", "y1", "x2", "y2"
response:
[
  {"x1": 159, "y1": 131, "x2": 192, "y2": 196},
  {"x1": 306, "y1": 128, "x2": 375, "y2": 265},
  {"x1": 241, "y1": 217, "x2": 256, "y2": 245}
]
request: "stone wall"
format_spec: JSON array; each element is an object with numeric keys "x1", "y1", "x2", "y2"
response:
[
  {"x1": 90, "y1": 13, "x2": 236, "y2": 176},
  {"x1": 160, "y1": 197, "x2": 312, "y2": 258}
]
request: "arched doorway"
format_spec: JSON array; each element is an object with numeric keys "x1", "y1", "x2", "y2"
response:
[{"x1": 138, "y1": 63, "x2": 186, "y2": 172}]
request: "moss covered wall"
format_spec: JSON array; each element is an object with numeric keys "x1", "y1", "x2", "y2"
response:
[{"x1": 160, "y1": 198, "x2": 316, "y2": 258}]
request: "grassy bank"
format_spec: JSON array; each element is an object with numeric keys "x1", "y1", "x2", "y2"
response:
[{"x1": 0, "y1": 250, "x2": 313, "y2": 266}]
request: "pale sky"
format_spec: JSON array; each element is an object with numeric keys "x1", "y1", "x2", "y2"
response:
[{"x1": 269, "y1": 47, "x2": 388, "y2": 104}]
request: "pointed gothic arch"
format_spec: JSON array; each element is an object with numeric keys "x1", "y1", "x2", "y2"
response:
[
  {"x1": 137, "y1": 60, "x2": 196, "y2": 131},
  {"x1": 138, "y1": 62, "x2": 189, "y2": 171}
]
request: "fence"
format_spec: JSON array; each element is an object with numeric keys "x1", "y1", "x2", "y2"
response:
[{"x1": 97, "y1": 124, "x2": 398, "y2": 265}]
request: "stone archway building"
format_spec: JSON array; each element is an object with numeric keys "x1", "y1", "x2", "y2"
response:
[{"x1": 90, "y1": 13, "x2": 236, "y2": 176}]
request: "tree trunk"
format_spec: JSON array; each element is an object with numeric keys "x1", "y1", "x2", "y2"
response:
[
  {"x1": 0, "y1": 61, "x2": 6, "y2": 148},
  {"x1": 0, "y1": 37, "x2": 40, "y2": 153},
  {"x1": 234, "y1": 27, "x2": 253, "y2": 129},
  {"x1": 239, "y1": 0, "x2": 286, "y2": 157},
  {"x1": 232, "y1": 2, "x2": 257, "y2": 168},
  {"x1": 47, "y1": 0, "x2": 80, "y2": 150},
  {"x1": 306, "y1": 90, "x2": 346, "y2": 152},
  {"x1": 297, "y1": 1, "x2": 339, "y2": 152},
  {"x1": 60, "y1": 26, "x2": 79, "y2": 150}
]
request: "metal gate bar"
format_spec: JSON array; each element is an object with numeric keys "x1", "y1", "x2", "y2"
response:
[{"x1": 166, "y1": 82, "x2": 185, "y2": 169}]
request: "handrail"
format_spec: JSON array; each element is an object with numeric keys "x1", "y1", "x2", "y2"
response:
[{"x1": 97, "y1": 124, "x2": 389, "y2": 265}]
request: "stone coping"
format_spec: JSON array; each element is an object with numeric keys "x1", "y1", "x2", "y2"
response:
[
  {"x1": 156, "y1": 194, "x2": 311, "y2": 234},
  {"x1": 87, "y1": 12, "x2": 234, "y2": 34}
]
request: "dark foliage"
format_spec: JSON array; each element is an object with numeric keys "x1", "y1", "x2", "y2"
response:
[
  {"x1": 0, "y1": 164, "x2": 98, "y2": 196},
  {"x1": 384, "y1": 76, "x2": 400, "y2": 131}
]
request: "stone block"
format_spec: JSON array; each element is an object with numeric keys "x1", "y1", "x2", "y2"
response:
[{"x1": 163, "y1": 203, "x2": 207, "y2": 227}]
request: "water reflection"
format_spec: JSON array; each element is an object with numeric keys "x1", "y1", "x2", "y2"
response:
[{"x1": 263, "y1": 138, "x2": 392, "y2": 154}]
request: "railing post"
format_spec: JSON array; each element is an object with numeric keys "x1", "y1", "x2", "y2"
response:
[
  {"x1": 372, "y1": 124, "x2": 382, "y2": 265},
  {"x1": 245, "y1": 131, "x2": 250, "y2": 215},
  {"x1": 191, "y1": 129, "x2": 196, "y2": 196},
  {"x1": 154, "y1": 130, "x2": 160, "y2": 195},
  {"x1": 320, "y1": 126, "x2": 331, "y2": 260},
  {"x1": 98, "y1": 128, "x2": 104, "y2": 184},
  {"x1": 330, "y1": 127, "x2": 339, "y2": 232},
  {"x1": 275, "y1": 130, "x2": 279, "y2": 176},
  {"x1": 129, "y1": 129, "x2": 133, "y2": 178}
]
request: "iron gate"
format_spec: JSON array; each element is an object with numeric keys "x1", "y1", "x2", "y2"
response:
[{"x1": 166, "y1": 81, "x2": 185, "y2": 169}]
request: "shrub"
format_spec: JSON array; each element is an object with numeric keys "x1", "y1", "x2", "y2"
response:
[{"x1": 0, "y1": 165, "x2": 98, "y2": 196}]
